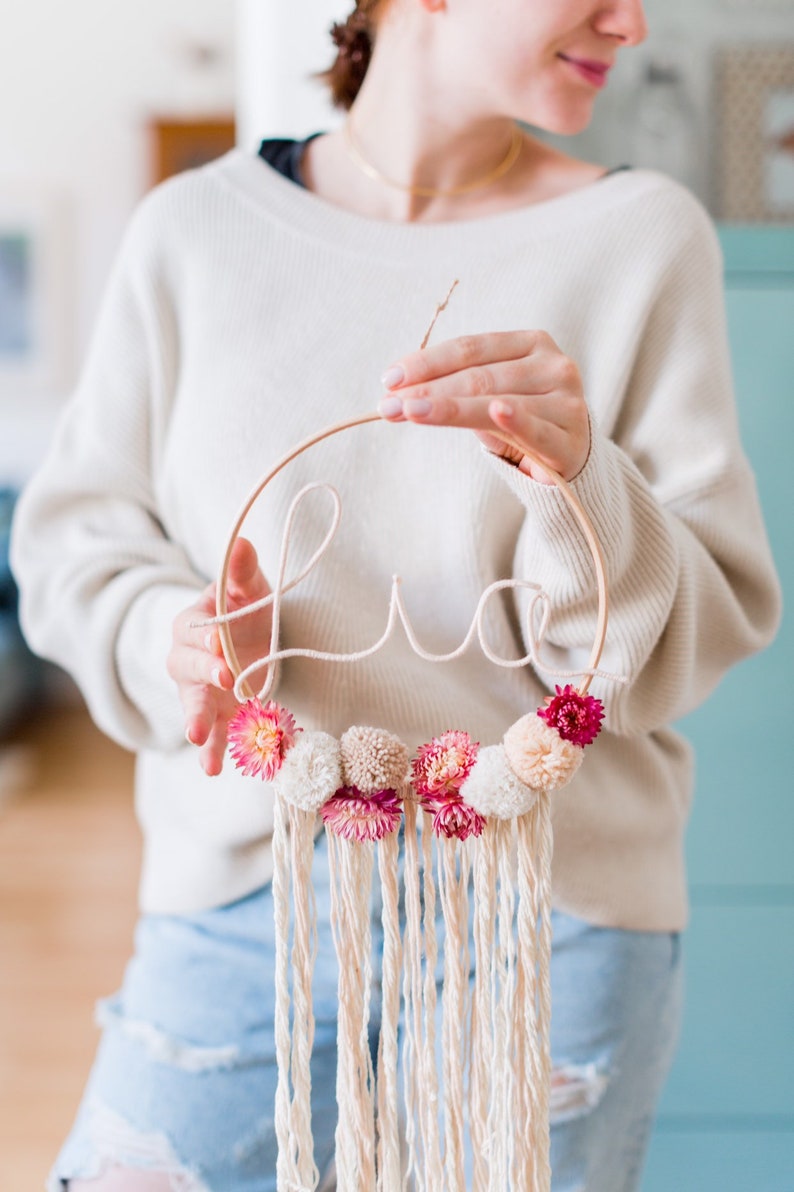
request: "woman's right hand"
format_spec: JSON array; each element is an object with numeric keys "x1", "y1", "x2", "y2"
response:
[{"x1": 168, "y1": 538, "x2": 272, "y2": 776}]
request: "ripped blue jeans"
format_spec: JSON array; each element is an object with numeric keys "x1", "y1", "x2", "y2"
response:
[{"x1": 48, "y1": 833, "x2": 683, "y2": 1191}]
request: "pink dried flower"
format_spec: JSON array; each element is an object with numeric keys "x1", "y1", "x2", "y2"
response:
[
  {"x1": 321, "y1": 786, "x2": 403, "y2": 842},
  {"x1": 431, "y1": 795, "x2": 486, "y2": 841},
  {"x1": 537, "y1": 685, "x2": 604, "y2": 747},
  {"x1": 227, "y1": 698, "x2": 301, "y2": 779},
  {"x1": 411, "y1": 730, "x2": 479, "y2": 799}
]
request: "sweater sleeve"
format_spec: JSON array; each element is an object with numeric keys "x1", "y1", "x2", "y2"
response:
[
  {"x1": 10, "y1": 188, "x2": 205, "y2": 753},
  {"x1": 491, "y1": 195, "x2": 782, "y2": 737}
]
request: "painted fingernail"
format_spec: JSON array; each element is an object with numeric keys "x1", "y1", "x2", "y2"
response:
[
  {"x1": 185, "y1": 727, "x2": 196, "y2": 745},
  {"x1": 492, "y1": 400, "x2": 513, "y2": 418},
  {"x1": 211, "y1": 665, "x2": 223, "y2": 687},
  {"x1": 404, "y1": 398, "x2": 432, "y2": 417},
  {"x1": 381, "y1": 365, "x2": 405, "y2": 389},
  {"x1": 204, "y1": 632, "x2": 214, "y2": 651},
  {"x1": 379, "y1": 395, "x2": 403, "y2": 417}
]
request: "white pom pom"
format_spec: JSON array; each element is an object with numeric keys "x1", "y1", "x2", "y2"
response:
[
  {"x1": 503, "y1": 714, "x2": 583, "y2": 793},
  {"x1": 272, "y1": 731, "x2": 342, "y2": 812},
  {"x1": 460, "y1": 744, "x2": 539, "y2": 819}
]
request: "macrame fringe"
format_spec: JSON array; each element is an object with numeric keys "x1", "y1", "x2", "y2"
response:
[
  {"x1": 272, "y1": 788, "x2": 554, "y2": 1192},
  {"x1": 272, "y1": 797, "x2": 320, "y2": 1191}
]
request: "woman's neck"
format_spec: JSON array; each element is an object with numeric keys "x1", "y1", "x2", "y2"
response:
[{"x1": 302, "y1": 22, "x2": 606, "y2": 225}]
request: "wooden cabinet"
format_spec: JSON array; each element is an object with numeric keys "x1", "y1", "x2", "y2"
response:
[{"x1": 644, "y1": 228, "x2": 794, "y2": 1191}]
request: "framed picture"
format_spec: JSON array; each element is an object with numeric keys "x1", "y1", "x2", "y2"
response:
[
  {"x1": 0, "y1": 191, "x2": 70, "y2": 396},
  {"x1": 715, "y1": 46, "x2": 794, "y2": 222},
  {"x1": 148, "y1": 116, "x2": 236, "y2": 187}
]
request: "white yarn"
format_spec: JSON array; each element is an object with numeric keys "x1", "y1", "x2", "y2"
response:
[
  {"x1": 461, "y1": 744, "x2": 540, "y2": 819},
  {"x1": 376, "y1": 831, "x2": 402, "y2": 1192},
  {"x1": 439, "y1": 837, "x2": 470, "y2": 1192},
  {"x1": 514, "y1": 810, "x2": 543, "y2": 1190},
  {"x1": 271, "y1": 794, "x2": 298, "y2": 1190},
  {"x1": 273, "y1": 732, "x2": 342, "y2": 812},
  {"x1": 470, "y1": 823, "x2": 497, "y2": 1191},
  {"x1": 400, "y1": 800, "x2": 424, "y2": 1186},
  {"x1": 288, "y1": 804, "x2": 320, "y2": 1191},
  {"x1": 196, "y1": 483, "x2": 627, "y2": 701},
  {"x1": 328, "y1": 832, "x2": 377, "y2": 1191}
]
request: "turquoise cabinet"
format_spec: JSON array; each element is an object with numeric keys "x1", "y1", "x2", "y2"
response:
[{"x1": 643, "y1": 229, "x2": 794, "y2": 1191}]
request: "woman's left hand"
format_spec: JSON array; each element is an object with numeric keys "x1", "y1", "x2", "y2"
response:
[{"x1": 379, "y1": 330, "x2": 590, "y2": 484}]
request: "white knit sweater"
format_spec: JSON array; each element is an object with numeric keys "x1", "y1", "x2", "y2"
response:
[{"x1": 11, "y1": 149, "x2": 781, "y2": 928}]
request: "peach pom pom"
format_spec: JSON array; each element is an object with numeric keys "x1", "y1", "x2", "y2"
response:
[
  {"x1": 503, "y1": 714, "x2": 584, "y2": 794},
  {"x1": 460, "y1": 744, "x2": 540, "y2": 819},
  {"x1": 272, "y1": 731, "x2": 343, "y2": 812},
  {"x1": 340, "y1": 725, "x2": 411, "y2": 795}
]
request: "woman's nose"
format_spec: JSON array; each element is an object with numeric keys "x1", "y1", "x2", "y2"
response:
[{"x1": 593, "y1": 0, "x2": 649, "y2": 48}]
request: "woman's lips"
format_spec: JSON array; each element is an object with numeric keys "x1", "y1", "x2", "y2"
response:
[{"x1": 558, "y1": 53, "x2": 612, "y2": 89}]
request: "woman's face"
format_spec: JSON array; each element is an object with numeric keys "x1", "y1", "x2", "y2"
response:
[{"x1": 439, "y1": 0, "x2": 648, "y2": 134}]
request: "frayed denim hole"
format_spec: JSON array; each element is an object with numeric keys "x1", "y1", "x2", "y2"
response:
[
  {"x1": 57, "y1": 1100, "x2": 211, "y2": 1192},
  {"x1": 549, "y1": 1059, "x2": 611, "y2": 1126}
]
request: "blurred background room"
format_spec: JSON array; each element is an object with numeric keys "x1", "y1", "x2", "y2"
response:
[{"x1": 1, "y1": 1, "x2": 792, "y2": 1188}]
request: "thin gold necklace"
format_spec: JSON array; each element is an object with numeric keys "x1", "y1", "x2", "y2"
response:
[{"x1": 343, "y1": 121, "x2": 523, "y2": 198}]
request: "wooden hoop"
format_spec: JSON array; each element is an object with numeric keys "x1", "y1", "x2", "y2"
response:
[{"x1": 215, "y1": 414, "x2": 609, "y2": 699}]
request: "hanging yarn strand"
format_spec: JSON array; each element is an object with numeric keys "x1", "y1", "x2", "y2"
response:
[
  {"x1": 288, "y1": 804, "x2": 321, "y2": 1190},
  {"x1": 418, "y1": 814, "x2": 444, "y2": 1188},
  {"x1": 376, "y1": 830, "x2": 403, "y2": 1192},
  {"x1": 271, "y1": 793, "x2": 299, "y2": 1190},
  {"x1": 469, "y1": 823, "x2": 497, "y2": 1191},
  {"x1": 439, "y1": 836, "x2": 469, "y2": 1192},
  {"x1": 211, "y1": 282, "x2": 618, "y2": 1192},
  {"x1": 400, "y1": 798, "x2": 424, "y2": 1186},
  {"x1": 328, "y1": 832, "x2": 377, "y2": 1189}
]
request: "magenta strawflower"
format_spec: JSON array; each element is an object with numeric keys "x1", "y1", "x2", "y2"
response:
[
  {"x1": 431, "y1": 796, "x2": 486, "y2": 841},
  {"x1": 411, "y1": 730, "x2": 479, "y2": 799},
  {"x1": 537, "y1": 685, "x2": 604, "y2": 747},
  {"x1": 321, "y1": 786, "x2": 403, "y2": 842},
  {"x1": 227, "y1": 698, "x2": 301, "y2": 779}
]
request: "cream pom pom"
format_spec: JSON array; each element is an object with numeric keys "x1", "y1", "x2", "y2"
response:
[
  {"x1": 340, "y1": 725, "x2": 411, "y2": 795},
  {"x1": 272, "y1": 731, "x2": 342, "y2": 812},
  {"x1": 503, "y1": 714, "x2": 584, "y2": 793},
  {"x1": 460, "y1": 744, "x2": 539, "y2": 819}
]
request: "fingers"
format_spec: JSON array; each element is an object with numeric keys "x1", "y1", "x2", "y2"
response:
[
  {"x1": 378, "y1": 329, "x2": 589, "y2": 481},
  {"x1": 387, "y1": 330, "x2": 552, "y2": 388},
  {"x1": 226, "y1": 537, "x2": 271, "y2": 605},
  {"x1": 171, "y1": 562, "x2": 272, "y2": 775},
  {"x1": 198, "y1": 717, "x2": 231, "y2": 777}
]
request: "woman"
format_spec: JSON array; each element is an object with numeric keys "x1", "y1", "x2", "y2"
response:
[{"x1": 11, "y1": 0, "x2": 781, "y2": 1189}]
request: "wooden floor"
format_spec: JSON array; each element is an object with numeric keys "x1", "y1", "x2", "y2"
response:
[{"x1": 0, "y1": 703, "x2": 139, "y2": 1191}]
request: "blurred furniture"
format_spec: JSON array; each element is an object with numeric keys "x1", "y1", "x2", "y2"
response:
[
  {"x1": 148, "y1": 116, "x2": 235, "y2": 186},
  {"x1": 644, "y1": 227, "x2": 794, "y2": 1190}
]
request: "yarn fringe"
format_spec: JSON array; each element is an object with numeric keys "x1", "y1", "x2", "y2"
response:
[{"x1": 273, "y1": 793, "x2": 553, "y2": 1191}]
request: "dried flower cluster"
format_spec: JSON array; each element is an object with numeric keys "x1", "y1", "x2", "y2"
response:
[
  {"x1": 411, "y1": 730, "x2": 485, "y2": 840},
  {"x1": 226, "y1": 698, "x2": 300, "y2": 780},
  {"x1": 537, "y1": 685, "x2": 604, "y2": 747},
  {"x1": 224, "y1": 687, "x2": 604, "y2": 841}
]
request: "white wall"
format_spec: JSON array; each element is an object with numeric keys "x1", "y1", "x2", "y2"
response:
[
  {"x1": 0, "y1": 0, "x2": 235, "y2": 482},
  {"x1": 235, "y1": 0, "x2": 347, "y2": 150}
]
